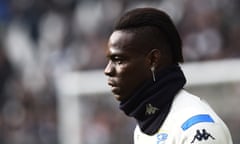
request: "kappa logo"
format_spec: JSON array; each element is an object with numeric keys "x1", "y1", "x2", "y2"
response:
[
  {"x1": 191, "y1": 129, "x2": 215, "y2": 143},
  {"x1": 145, "y1": 104, "x2": 159, "y2": 115}
]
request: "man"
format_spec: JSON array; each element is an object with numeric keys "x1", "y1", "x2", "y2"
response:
[{"x1": 104, "y1": 8, "x2": 232, "y2": 144}]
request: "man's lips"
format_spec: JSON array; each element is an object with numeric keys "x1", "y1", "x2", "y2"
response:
[
  {"x1": 107, "y1": 80, "x2": 120, "y2": 93},
  {"x1": 108, "y1": 83, "x2": 118, "y2": 89},
  {"x1": 107, "y1": 79, "x2": 121, "y2": 100},
  {"x1": 107, "y1": 80, "x2": 118, "y2": 87}
]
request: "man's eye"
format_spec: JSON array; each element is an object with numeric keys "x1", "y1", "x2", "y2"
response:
[{"x1": 112, "y1": 56, "x2": 124, "y2": 64}]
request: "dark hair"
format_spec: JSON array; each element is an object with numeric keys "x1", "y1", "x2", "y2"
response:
[{"x1": 114, "y1": 8, "x2": 184, "y2": 63}]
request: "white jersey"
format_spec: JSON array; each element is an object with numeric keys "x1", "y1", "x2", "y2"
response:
[{"x1": 134, "y1": 90, "x2": 233, "y2": 144}]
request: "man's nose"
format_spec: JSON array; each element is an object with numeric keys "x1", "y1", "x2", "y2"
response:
[{"x1": 104, "y1": 61, "x2": 114, "y2": 76}]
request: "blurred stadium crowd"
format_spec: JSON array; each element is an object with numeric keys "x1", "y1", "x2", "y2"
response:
[{"x1": 0, "y1": 0, "x2": 239, "y2": 144}]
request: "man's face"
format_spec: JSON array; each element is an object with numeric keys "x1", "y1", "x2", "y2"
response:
[{"x1": 104, "y1": 30, "x2": 151, "y2": 101}]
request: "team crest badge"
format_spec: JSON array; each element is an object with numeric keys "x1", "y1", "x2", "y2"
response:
[{"x1": 157, "y1": 133, "x2": 168, "y2": 144}]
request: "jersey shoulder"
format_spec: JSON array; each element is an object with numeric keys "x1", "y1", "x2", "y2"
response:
[
  {"x1": 133, "y1": 90, "x2": 233, "y2": 144},
  {"x1": 168, "y1": 90, "x2": 233, "y2": 144}
]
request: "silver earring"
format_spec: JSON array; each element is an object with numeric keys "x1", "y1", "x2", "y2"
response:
[{"x1": 151, "y1": 66, "x2": 156, "y2": 82}]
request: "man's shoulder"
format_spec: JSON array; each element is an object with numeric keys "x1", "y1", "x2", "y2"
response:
[
  {"x1": 170, "y1": 90, "x2": 215, "y2": 115},
  {"x1": 160, "y1": 90, "x2": 225, "y2": 134},
  {"x1": 162, "y1": 90, "x2": 233, "y2": 143},
  {"x1": 134, "y1": 90, "x2": 233, "y2": 144}
]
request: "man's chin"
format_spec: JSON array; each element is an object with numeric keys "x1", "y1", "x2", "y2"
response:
[
  {"x1": 113, "y1": 94, "x2": 122, "y2": 101},
  {"x1": 111, "y1": 87, "x2": 127, "y2": 102},
  {"x1": 111, "y1": 87, "x2": 121, "y2": 99},
  {"x1": 112, "y1": 91, "x2": 124, "y2": 101},
  {"x1": 112, "y1": 92, "x2": 129, "y2": 102}
]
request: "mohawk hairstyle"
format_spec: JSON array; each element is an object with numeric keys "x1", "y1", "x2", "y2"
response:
[{"x1": 114, "y1": 8, "x2": 184, "y2": 63}]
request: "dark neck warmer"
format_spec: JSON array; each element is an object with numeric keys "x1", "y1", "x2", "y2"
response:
[{"x1": 120, "y1": 64, "x2": 186, "y2": 135}]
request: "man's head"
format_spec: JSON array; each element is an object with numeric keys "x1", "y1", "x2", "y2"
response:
[{"x1": 104, "y1": 8, "x2": 183, "y2": 101}]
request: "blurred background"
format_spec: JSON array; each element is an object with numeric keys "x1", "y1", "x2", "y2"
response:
[{"x1": 0, "y1": 0, "x2": 239, "y2": 144}]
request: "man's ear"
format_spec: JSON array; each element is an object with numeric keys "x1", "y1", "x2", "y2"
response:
[{"x1": 147, "y1": 49, "x2": 161, "y2": 68}]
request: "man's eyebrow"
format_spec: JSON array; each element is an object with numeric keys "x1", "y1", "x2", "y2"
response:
[
  {"x1": 108, "y1": 54, "x2": 123, "y2": 58},
  {"x1": 106, "y1": 53, "x2": 118, "y2": 58}
]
